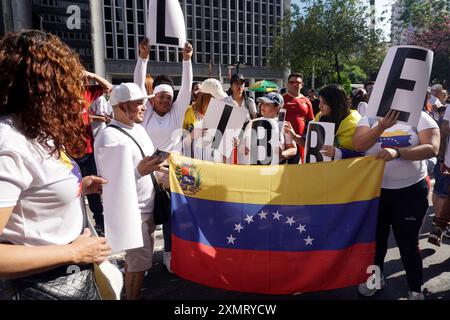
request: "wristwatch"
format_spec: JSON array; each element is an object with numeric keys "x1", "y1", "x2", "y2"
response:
[{"x1": 394, "y1": 148, "x2": 401, "y2": 159}]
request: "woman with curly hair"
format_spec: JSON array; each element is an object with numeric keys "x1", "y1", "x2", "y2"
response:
[{"x1": 0, "y1": 30, "x2": 111, "y2": 300}]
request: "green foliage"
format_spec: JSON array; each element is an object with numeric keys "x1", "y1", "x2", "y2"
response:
[
  {"x1": 269, "y1": 0, "x2": 386, "y2": 87},
  {"x1": 398, "y1": 0, "x2": 450, "y2": 84},
  {"x1": 344, "y1": 64, "x2": 367, "y2": 84},
  {"x1": 400, "y1": 0, "x2": 450, "y2": 30}
]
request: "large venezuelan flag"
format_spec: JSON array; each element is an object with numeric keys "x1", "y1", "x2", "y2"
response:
[{"x1": 169, "y1": 154, "x2": 384, "y2": 295}]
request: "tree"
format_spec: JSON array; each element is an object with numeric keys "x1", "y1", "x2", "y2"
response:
[
  {"x1": 399, "y1": 0, "x2": 450, "y2": 85},
  {"x1": 269, "y1": 0, "x2": 385, "y2": 87}
]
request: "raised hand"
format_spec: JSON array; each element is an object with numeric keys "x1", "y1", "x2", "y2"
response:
[
  {"x1": 379, "y1": 110, "x2": 400, "y2": 131},
  {"x1": 182, "y1": 42, "x2": 193, "y2": 61},
  {"x1": 139, "y1": 38, "x2": 150, "y2": 59}
]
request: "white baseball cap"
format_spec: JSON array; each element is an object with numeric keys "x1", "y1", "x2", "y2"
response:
[
  {"x1": 200, "y1": 78, "x2": 228, "y2": 100},
  {"x1": 109, "y1": 83, "x2": 154, "y2": 107},
  {"x1": 431, "y1": 84, "x2": 443, "y2": 91}
]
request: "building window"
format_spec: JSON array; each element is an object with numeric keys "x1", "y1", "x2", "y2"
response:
[{"x1": 117, "y1": 48, "x2": 125, "y2": 59}]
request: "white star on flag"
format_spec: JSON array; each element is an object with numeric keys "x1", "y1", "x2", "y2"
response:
[
  {"x1": 234, "y1": 223, "x2": 244, "y2": 233},
  {"x1": 227, "y1": 234, "x2": 236, "y2": 244},
  {"x1": 286, "y1": 216, "x2": 296, "y2": 226},
  {"x1": 296, "y1": 224, "x2": 306, "y2": 234},
  {"x1": 258, "y1": 210, "x2": 269, "y2": 220},
  {"x1": 304, "y1": 236, "x2": 314, "y2": 246},
  {"x1": 272, "y1": 211, "x2": 282, "y2": 220},
  {"x1": 244, "y1": 215, "x2": 254, "y2": 224}
]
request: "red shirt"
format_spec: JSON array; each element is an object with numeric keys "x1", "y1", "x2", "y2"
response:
[
  {"x1": 283, "y1": 93, "x2": 314, "y2": 137},
  {"x1": 82, "y1": 85, "x2": 105, "y2": 154},
  {"x1": 283, "y1": 93, "x2": 314, "y2": 163}
]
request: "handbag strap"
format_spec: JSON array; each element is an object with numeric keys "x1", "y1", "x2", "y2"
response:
[
  {"x1": 64, "y1": 151, "x2": 89, "y2": 233},
  {"x1": 107, "y1": 124, "x2": 159, "y2": 188}
]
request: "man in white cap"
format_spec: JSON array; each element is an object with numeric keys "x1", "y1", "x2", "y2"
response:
[
  {"x1": 134, "y1": 38, "x2": 193, "y2": 273},
  {"x1": 94, "y1": 83, "x2": 164, "y2": 300}
]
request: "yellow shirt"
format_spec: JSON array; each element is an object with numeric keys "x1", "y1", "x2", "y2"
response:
[
  {"x1": 314, "y1": 109, "x2": 361, "y2": 150},
  {"x1": 183, "y1": 106, "x2": 198, "y2": 132}
]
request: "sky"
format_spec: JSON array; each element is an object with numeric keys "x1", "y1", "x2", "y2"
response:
[{"x1": 293, "y1": 0, "x2": 394, "y2": 40}]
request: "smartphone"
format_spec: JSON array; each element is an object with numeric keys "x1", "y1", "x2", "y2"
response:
[
  {"x1": 150, "y1": 149, "x2": 170, "y2": 162},
  {"x1": 278, "y1": 108, "x2": 287, "y2": 122},
  {"x1": 278, "y1": 108, "x2": 287, "y2": 140}
]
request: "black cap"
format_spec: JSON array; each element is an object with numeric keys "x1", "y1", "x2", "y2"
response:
[{"x1": 230, "y1": 73, "x2": 246, "y2": 84}]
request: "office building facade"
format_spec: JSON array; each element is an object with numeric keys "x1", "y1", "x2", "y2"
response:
[
  {"x1": 99, "y1": 0, "x2": 291, "y2": 86},
  {"x1": 0, "y1": 0, "x2": 94, "y2": 70},
  {"x1": 391, "y1": 0, "x2": 407, "y2": 46},
  {"x1": 32, "y1": 0, "x2": 94, "y2": 71},
  {"x1": 1, "y1": 0, "x2": 290, "y2": 87}
]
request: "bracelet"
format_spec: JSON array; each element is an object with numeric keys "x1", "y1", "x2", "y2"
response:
[{"x1": 394, "y1": 148, "x2": 401, "y2": 159}]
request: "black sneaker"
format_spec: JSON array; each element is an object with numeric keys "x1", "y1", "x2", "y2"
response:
[{"x1": 428, "y1": 227, "x2": 443, "y2": 246}]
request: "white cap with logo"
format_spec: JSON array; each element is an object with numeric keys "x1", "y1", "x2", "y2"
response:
[{"x1": 109, "y1": 83, "x2": 154, "y2": 107}]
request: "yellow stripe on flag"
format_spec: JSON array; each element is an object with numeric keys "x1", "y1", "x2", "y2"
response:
[{"x1": 169, "y1": 153, "x2": 384, "y2": 206}]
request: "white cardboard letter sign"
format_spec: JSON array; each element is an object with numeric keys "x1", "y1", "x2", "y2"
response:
[
  {"x1": 146, "y1": 0, "x2": 187, "y2": 48},
  {"x1": 366, "y1": 45, "x2": 433, "y2": 127},
  {"x1": 305, "y1": 121, "x2": 335, "y2": 163}
]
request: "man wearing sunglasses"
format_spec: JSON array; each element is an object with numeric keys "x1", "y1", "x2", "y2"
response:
[{"x1": 283, "y1": 73, "x2": 314, "y2": 164}]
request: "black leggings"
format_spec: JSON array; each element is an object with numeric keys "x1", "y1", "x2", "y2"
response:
[{"x1": 374, "y1": 179, "x2": 429, "y2": 293}]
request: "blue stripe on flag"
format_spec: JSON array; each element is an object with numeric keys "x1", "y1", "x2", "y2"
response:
[{"x1": 171, "y1": 193, "x2": 378, "y2": 252}]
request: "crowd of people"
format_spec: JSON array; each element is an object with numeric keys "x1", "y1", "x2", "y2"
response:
[{"x1": 0, "y1": 30, "x2": 449, "y2": 300}]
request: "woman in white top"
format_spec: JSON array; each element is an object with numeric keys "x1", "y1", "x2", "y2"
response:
[
  {"x1": 0, "y1": 30, "x2": 111, "y2": 300},
  {"x1": 353, "y1": 109, "x2": 439, "y2": 300}
]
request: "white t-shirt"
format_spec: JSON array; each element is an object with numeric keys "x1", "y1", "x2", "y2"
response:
[
  {"x1": 94, "y1": 119, "x2": 155, "y2": 214},
  {"x1": 357, "y1": 112, "x2": 438, "y2": 189},
  {"x1": 224, "y1": 95, "x2": 257, "y2": 122},
  {"x1": 134, "y1": 57, "x2": 193, "y2": 152},
  {"x1": 357, "y1": 102, "x2": 368, "y2": 117},
  {"x1": 443, "y1": 106, "x2": 450, "y2": 168},
  {"x1": 0, "y1": 116, "x2": 83, "y2": 246},
  {"x1": 90, "y1": 95, "x2": 113, "y2": 138}
]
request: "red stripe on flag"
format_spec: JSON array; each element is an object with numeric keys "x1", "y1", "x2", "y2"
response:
[{"x1": 171, "y1": 235, "x2": 375, "y2": 295}]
